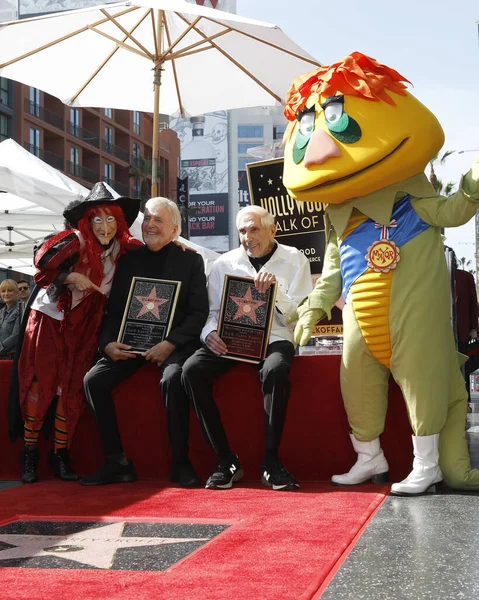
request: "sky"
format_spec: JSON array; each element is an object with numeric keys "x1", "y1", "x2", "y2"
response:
[{"x1": 238, "y1": 0, "x2": 479, "y2": 268}]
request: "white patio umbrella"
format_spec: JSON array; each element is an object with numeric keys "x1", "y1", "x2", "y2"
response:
[{"x1": 0, "y1": 0, "x2": 320, "y2": 195}]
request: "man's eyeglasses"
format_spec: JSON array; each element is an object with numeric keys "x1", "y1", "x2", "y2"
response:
[{"x1": 18, "y1": 287, "x2": 29, "y2": 291}]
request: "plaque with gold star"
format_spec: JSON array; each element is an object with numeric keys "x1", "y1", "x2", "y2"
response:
[
  {"x1": 217, "y1": 274, "x2": 277, "y2": 364},
  {"x1": 118, "y1": 277, "x2": 181, "y2": 353}
]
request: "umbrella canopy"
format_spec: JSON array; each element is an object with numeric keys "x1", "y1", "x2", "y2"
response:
[{"x1": 0, "y1": 0, "x2": 320, "y2": 194}]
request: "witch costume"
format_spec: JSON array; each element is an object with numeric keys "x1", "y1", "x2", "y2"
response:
[{"x1": 8, "y1": 182, "x2": 141, "y2": 483}]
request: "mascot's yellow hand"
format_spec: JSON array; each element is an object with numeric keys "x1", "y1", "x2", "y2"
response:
[{"x1": 294, "y1": 307, "x2": 322, "y2": 346}]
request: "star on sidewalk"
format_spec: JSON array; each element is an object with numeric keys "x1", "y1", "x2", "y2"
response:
[
  {"x1": 230, "y1": 287, "x2": 265, "y2": 324},
  {"x1": 0, "y1": 522, "x2": 208, "y2": 570},
  {"x1": 135, "y1": 286, "x2": 168, "y2": 319}
]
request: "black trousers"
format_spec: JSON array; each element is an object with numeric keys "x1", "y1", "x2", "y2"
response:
[
  {"x1": 181, "y1": 340, "x2": 295, "y2": 457},
  {"x1": 84, "y1": 352, "x2": 191, "y2": 466}
]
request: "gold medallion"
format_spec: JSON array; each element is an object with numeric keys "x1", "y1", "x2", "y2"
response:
[{"x1": 366, "y1": 239, "x2": 400, "y2": 273}]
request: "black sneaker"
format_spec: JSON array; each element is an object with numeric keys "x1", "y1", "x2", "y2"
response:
[
  {"x1": 205, "y1": 454, "x2": 243, "y2": 489},
  {"x1": 170, "y1": 461, "x2": 202, "y2": 488},
  {"x1": 261, "y1": 459, "x2": 299, "y2": 491},
  {"x1": 80, "y1": 457, "x2": 137, "y2": 486}
]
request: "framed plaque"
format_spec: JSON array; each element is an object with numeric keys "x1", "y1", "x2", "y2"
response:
[
  {"x1": 118, "y1": 277, "x2": 181, "y2": 353},
  {"x1": 217, "y1": 274, "x2": 277, "y2": 364}
]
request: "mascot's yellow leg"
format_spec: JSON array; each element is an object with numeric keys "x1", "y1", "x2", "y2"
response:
[
  {"x1": 340, "y1": 302, "x2": 390, "y2": 441},
  {"x1": 439, "y1": 351, "x2": 479, "y2": 490}
]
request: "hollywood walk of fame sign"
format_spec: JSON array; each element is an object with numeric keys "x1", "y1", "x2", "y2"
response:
[
  {"x1": 246, "y1": 158, "x2": 326, "y2": 275},
  {"x1": 118, "y1": 277, "x2": 181, "y2": 353},
  {"x1": 217, "y1": 275, "x2": 277, "y2": 364},
  {"x1": 0, "y1": 519, "x2": 229, "y2": 571}
]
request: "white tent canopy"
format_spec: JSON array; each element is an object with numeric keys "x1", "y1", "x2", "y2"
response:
[
  {"x1": 0, "y1": 138, "x2": 219, "y2": 275},
  {"x1": 0, "y1": 138, "x2": 89, "y2": 274}
]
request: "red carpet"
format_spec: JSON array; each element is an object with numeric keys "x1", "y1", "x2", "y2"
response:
[{"x1": 0, "y1": 481, "x2": 388, "y2": 599}]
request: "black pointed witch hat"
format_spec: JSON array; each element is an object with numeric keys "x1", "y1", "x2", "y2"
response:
[{"x1": 63, "y1": 181, "x2": 141, "y2": 228}]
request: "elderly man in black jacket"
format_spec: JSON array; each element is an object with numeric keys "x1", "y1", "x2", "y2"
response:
[{"x1": 80, "y1": 197, "x2": 209, "y2": 488}]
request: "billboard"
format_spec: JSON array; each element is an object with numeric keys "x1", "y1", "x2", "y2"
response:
[
  {"x1": 0, "y1": 0, "x2": 17, "y2": 21},
  {"x1": 171, "y1": 112, "x2": 229, "y2": 252},
  {"x1": 19, "y1": 1, "x2": 116, "y2": 15},
  {"x1": 19, "y1": 0, "x2": 236, "y2": 16}
]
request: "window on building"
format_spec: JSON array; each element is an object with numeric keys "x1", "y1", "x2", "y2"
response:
[
  {"x1": 238, "y1": 157, "x2": 253, "y2": 171},
  {"x1": 104, "y1": 162, "x2": 112, "y2": 180},
  {"x1": 0, "y1": 114, "x2": 9, "y2": 139},
  {"x1": 29, "y1": 87, "x2": 40, "y2": 117},
  {"x1": 238, "y1": 142, "x2": 261, "y2": 154},
  {"x1": 133, "y1": 111, "x2": 140, "y2": 135},
  {"x1": 133, "y1": 179, "x2": 141, "y2": 198},
  {"x1": 0, "y1": 78, "x2": 9, "y2": 106},
  {"x1": 273, "y1": 125, "x2": 286, "y2": 140},
  {"x1": 70, "y1": 108, "x2": 80, "y2": 136},
  {"x1": 29, "y1": 127, "x2": 40, "y2": 156},
  {"x1": 132, "y1": 141, "x2": 140, "y2": 167},
  {"x1": 104, "y1": 126, "x2": 112, "y2": 152},
  {"x1": 70, "y1": 145, "x2": 80, "y2": 165},
  {"x1": 237, "y1": 125, "x2": 264, "y2": 138},
  {"x1": 104, "y1": 107, "x2": 112, "y2": 118},
  {"x1": 0, "y1": 114, "x2": 10, "y2": 141}
]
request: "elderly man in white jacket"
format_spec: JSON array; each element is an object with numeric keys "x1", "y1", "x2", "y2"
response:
[{"x1": 182, "y1": 205, "x2": 312, "y2": 491}]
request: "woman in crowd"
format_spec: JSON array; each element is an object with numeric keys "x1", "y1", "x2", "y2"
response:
[
  {"x1": 9, "y1": 182, "x2": 141, "y2": 484},
  {"x1": 0, "y1": 279, "x2": 20, "y2": 359}
]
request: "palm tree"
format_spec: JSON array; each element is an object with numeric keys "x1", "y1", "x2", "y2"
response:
[
  {"x1": 129, "y1": 156, "x2": 163, "y2": 211},
  {"x1": 429, "y1": 150, "x2": 456, "y2": 195},
  {"x1": 460, "y1": 257, "x2": 472, "y2": 270},
  {"x1": 434, "y1": 178, "x2": 456, "y2": 196}
]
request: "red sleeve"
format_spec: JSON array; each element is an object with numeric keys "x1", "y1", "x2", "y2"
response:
[{"x1": 33, "y1": 230, "x2": 81, "y2": 288}]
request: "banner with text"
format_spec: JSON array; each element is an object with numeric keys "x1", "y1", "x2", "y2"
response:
[{"x1": 172, "y1": 111, "x2": 229, "y2": 253}]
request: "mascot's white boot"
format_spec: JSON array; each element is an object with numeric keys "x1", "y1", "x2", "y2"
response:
[
  {"x1": 331, "y1": 434, "x2": 389, "y2": 485},
  {"x1": 391, "y1": 434, "x2": 443, "y2": 496}
]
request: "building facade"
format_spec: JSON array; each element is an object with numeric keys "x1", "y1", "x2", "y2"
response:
[{"x1": 2, "y1": 81, "x2": 179, "y2": 200}]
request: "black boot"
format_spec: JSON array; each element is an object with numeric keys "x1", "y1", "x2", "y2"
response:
[
  {"x1": 48, "y1": 448, "x2": 78, "y2": 482},
  {"x1": 20, "y1": 445, "x2": 38, "y2": 484}
]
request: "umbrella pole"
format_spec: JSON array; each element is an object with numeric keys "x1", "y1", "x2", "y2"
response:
[
  {"x1": 151, "y1": 10, "x2": 164, "y2": 199},
  {"x1": 152, "y1": 72, "x2": 161, "y2": 198}
]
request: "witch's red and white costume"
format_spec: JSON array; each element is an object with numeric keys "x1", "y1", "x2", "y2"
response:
[{"x1": 18, "y1": 228, "x2": 140, "y2": 446}]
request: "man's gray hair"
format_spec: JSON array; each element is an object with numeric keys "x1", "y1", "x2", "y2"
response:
[
  {"x1": 236, "y1": 205, "x2": 275, "y2": 230},
  {"x1": 144, "y1": 197, "x2": 182, "y2": 239}
]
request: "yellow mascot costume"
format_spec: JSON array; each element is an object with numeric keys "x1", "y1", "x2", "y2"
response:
[{"x1": 283, "y1": 51, "x2": 479, "y2": 495}]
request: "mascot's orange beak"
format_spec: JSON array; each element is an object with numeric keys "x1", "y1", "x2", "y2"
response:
[{"x1": 304, "y1": 128, "x2": 341, "y2": 168}]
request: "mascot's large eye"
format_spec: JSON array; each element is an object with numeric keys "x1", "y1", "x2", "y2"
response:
[
  {"x1": 299, "y1": 111, "x2": 315, "y2": 136},
  {"x1": 293, "y1": 105, "x2": 316, "y2": 164},
  {"x1": 324, "y1": 102, "x2": 343, "y2": 124},
  {"x1": 321, "y1": 96, "x2": 361, "y2": 144}
]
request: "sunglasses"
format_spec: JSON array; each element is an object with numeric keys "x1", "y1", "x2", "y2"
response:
[{"x1": 18, "y1": 287, "x2": 29, "y2": 291}]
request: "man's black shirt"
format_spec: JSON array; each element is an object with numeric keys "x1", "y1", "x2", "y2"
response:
[{"x1": 99, "y1": 242, "x2": 209, "y2": 360}]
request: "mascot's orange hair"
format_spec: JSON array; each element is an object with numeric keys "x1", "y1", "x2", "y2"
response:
[{"x1": 283, "y1": 51, "x2": 411, "y2": 139}]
